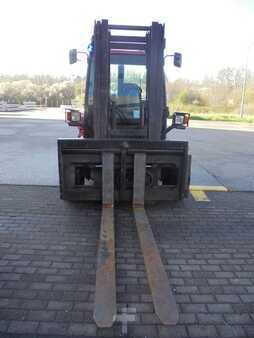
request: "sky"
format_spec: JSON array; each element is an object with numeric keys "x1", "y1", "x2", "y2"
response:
[{"x1": 0, "y1": 0, "x2": 254, "y2": 81}]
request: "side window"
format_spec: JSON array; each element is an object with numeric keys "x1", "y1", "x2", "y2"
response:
[
  {"x1": 87, "y1": 57, "x2": 95, "y2": 106},
  {"x1": 110, "y1": 64, "x2": 118, "y2": 99}
]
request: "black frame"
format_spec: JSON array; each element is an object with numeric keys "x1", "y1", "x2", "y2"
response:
[{"x1": 58, "y1": 139, "x2": 190, "y2": 202}]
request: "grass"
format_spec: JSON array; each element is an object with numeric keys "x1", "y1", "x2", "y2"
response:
[
  {"x1": 189, "y1": 113, "x2": 254, "y2": 123},
  {"x1": 170, "y1": 103, "x2": 254, "y2": 123},
  {"x1": 169, "y1": 102, "x2": 254, "y2": 123}
]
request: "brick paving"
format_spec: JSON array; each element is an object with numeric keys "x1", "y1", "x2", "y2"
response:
[{"x1": 0, "y1": 185, "x2": 254, "y2": 337}]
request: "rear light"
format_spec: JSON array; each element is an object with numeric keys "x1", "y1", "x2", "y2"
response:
[
  {"x1": 66, "y1": 111, "x2": 72, "y2": 123},
  {"x1": 65, "y1": 109, "x2": 81, "y2": 125},
  {"x1": 183, "y1": 113, "x2": 190, "y2": 127}
]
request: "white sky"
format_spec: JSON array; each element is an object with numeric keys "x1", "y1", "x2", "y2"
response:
[{"x1": 0, "y1": 0, "x2": 254, "y2": 81}]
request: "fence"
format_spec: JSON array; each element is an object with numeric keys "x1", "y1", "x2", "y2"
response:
[{"x1": 0, "y1": 101, "x2": 38, "y2": 112}]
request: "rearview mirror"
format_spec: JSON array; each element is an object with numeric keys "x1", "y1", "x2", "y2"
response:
[
  {"x1": 174, "y1": 52, "x2": 182, "y2": 68},
  {"x1": 69, "y1": 49, "x2": 77, "y2": 64}
]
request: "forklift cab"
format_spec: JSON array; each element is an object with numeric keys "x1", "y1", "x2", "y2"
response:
[
  {"x1": 85, "y1": 48, "x2": 147, "y2": 136},
  {"x1": 69, "y1": 22, "x2": 189, "y2": 139}
]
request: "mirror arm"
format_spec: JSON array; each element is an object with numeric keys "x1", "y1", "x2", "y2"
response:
[
  {"x1": 163, "y1": 124, "x2": 175, "y2": 136},
  {"x1": 164, "y1": 54, "x2": 174, "y2": 59},
  {"x1": 77, "y1": 51, "x2": 89, "y2": 63}
]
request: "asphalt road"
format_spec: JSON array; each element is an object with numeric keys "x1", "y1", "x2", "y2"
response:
[
  {"x1": 170, "y1": 124, "x2": 254, "y2": 191},
  {"x1": 0, "y1": 109, "x2": 76, "y2": 186},
  {"x1": 0, "y1": 108, "x2": 253, "y2": 191}
]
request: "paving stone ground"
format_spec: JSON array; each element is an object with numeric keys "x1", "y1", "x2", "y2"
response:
[{"x1": 0, "y1": 185, "x2": 254, "y2": 338}]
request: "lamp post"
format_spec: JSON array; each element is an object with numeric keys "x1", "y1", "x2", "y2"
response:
[{"x1": 240, "y1": 41, "x2": 254, "y2": 118}]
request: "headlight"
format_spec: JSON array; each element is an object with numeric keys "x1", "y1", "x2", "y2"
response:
[
  {"x1": 172, "y1": 112, "x2": 190, "y2": 129},
  {"x1": 65, "y1": 109, "x2": 81, "y2": 124}
]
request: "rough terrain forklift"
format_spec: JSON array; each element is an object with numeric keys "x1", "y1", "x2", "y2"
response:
[{"x1": 58, "y1": 20, "x2": 191, "y2": 328}]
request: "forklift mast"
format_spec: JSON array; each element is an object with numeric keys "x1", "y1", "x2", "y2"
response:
[{"x1": 85, "y1": 20, "x2": 167, "y2": 140}]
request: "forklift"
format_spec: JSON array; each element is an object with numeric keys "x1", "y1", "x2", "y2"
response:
[{"x1": 58, "y1": 20, "x2": 191, "y2": 328}]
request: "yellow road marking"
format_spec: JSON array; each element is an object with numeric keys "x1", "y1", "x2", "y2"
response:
[
  {"x1": 190, "y1": 185, "x2": 228, "y2": 192},
  {"x1": 191, "y1": 190, "x2": 210, "y2": 202}
]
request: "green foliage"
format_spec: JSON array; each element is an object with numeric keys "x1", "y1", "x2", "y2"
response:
[
  {"x1": 190, "y1": 112, "x2": 254, "y2": 123},
  {"x1": 168, "y1": 67, "x2": 254, "y2": 120},
  {"x1": 0, "y1": 74, "x2": 79, "y2": 107},
  {"x1": 177, "y1": 90, "x2": 207, "y2": 106},
  {"x1": 0, "y1": 66, "x2": 253, "y2": 118}
]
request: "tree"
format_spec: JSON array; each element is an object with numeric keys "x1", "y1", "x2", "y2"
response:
[{"x1": 178, "y1": 90, "x2": 207, "y2": 106}]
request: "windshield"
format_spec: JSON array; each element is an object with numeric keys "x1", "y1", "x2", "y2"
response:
[{"x1": 110, "y1": 54, "x2": 146, "y2": 124}]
